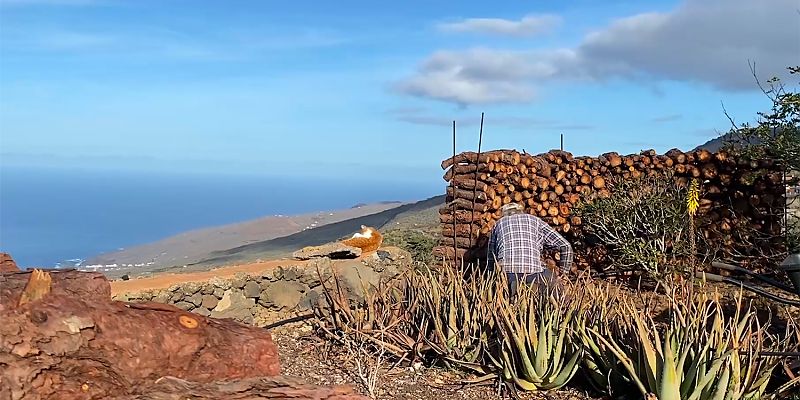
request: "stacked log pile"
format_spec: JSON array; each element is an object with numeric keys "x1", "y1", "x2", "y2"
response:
[{"x1": 434, "y1": 148, "x2": 786, "y2": 268}]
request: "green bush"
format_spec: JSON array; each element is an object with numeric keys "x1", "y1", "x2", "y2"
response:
[
  {"x1": 381, "y1": 229, "x2": 437, "y2": 263},
  {"x1": 576, "y1": 173, "x2": 693, "y2": 284}
]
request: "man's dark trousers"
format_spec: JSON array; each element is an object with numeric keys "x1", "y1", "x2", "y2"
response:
[{"x1": 507, "y1": 269, "x2": 560, "y2": 297}]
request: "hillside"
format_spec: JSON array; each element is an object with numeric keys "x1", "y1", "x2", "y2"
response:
[
  {"x1": 88, "y1": 202, "x2": 407, "y2": 277},
  {"x1": 189, "y1": 195, "x2": 444, "y2": 270}
]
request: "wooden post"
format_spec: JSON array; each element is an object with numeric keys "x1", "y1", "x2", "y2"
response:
[
  {"x1": 468, "y1": 113, "x2": 485, "y2": 252},
  {"x1": 451, "y1": 120, "x2": 458, "y2": 266}
]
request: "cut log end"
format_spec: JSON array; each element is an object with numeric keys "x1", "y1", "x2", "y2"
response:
[{"x1": 18, "y1": 269, "x2": 53, "y2": 307}]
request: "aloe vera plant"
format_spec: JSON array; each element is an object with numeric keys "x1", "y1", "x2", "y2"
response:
[
  {"x1": 408, "y1": 265, "x2": 498, "y2": 373},
  {"x1": 573, "y1": 280, "x2": 634, "y2": 395},
  {"x1": 489, "y1": 277, "x2": 583, "y2": 391},
  {"x1": 591, "y1": 284, "x2": 796, "y2": 399}
]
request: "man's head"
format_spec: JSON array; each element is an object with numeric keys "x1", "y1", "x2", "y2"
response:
[{"x1": 501, "y1": 203, "x2": 524, "y2": 217}]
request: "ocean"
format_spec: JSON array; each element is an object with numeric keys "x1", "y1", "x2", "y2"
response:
[{"x1": 0, "y1": 166, "x2": 441, "y2": 268}]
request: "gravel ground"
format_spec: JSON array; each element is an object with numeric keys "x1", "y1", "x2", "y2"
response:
[{"x1": 271, "y1": 323, "x2": 601, "y2": 400}]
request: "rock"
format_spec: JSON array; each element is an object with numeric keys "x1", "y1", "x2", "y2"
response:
[
  {"x1": 209, "y1": 276, "x2": 230, "y2": 289},
  {"x1": 193, "y1": 307, "x2": 211, "y2": 317},
  {"x1": 201, "y1": 294, "x2": 219, "y2": 310},
  {"x1": 0, "y1": 253, "x2": 19, "y2": 272},
  {"x1": 243, "y1": 280, "x2": 261, "y2": 298},
  {"x1": 182, "y1": 281, "x2": 203, "y2": 295},
  {"x1": 211, "y1": 290, "x2": 255, "y2": 323},
  {"x1": 120, "y1": 274, "x2": 130, "y2": 281},
  {"x1": 231, "y1": 272, "x2": 248, "y2": 289},
  {"x1": 186, "y1": 292, "x2": 204, "y2": 307},
  {"x1": 292, "y1": 243, "x2": 362, "y2": 260},
  {"x1": 261, "y1": 269, "x2": 274, "y2": 281},
  {"x1": 283, "y1": 267, "x2": 298, "y2": 281},
  {"x1": 335, "y1": 260, "x2": 384, "y2": 300},
  {"x1": 200, "y1": 284, "x2": 214, "y2": 295},
  {"x1": 298, "y1": 289, "x2": 325, "y2": 311},
  {"x1": 299, "y1": 258, "x2": 334, "y2": 288},
  {"x1": 174, "y1": 301, "x2": 194, "y2": 311},
  {"x1": 170, "y1": 291, "x2": 184, "y2": 303},
  {"x1": 258, "y1": 281, "x2": 307, "y2": 310},
  {"x1": 152, "y1": 291, "x2": 171, "y2": 304},
  {"x1": 213, "y1": 288, "x2": 225, "y2": 298}
]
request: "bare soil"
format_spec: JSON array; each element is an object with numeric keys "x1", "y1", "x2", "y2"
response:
[{"x1": 271, "y1": 323, "x2": 600, "y2": 400}]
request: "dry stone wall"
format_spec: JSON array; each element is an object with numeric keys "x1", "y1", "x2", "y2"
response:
[{"x1": 114, "y1": 248, "x2": 412, "y2": 326}]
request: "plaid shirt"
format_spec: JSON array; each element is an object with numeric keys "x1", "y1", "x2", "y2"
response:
[{"x1": 487, "y1": 213, "x2": 573, "y2": 274}]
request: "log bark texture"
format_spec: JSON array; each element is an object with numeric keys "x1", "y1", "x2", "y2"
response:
[
  {"x1": 434, "y1": 147, "x2": 786, "y2": 269},
  {"x1": 0, "y1": 269, "x2": 365, "y2": 400}
]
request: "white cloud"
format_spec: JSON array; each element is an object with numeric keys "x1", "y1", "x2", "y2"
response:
[
  {"x1": 398, "y1": 0, "x2": 800, "y2": 105},
  {"x1": 437, "y1": 14, "x2": 561, "y2": 37},
  {"x1": 388, "y1": 107, "x2": 594, "y2": 130}
]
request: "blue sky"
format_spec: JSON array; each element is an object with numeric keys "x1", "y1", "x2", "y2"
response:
[{"x1": 0, "y1": 0, "x2": 798, "y2": 183}]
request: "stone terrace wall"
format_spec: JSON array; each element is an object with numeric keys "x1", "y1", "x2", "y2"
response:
[{"x1": 113, "y1": 248, "x2": 411, "y2": 327}]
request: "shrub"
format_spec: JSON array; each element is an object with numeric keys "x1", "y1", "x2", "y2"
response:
[
  {"x1": 381, "y1": 229, "x2": 437, "y2": 263},
  {"x1": 576, "y1": 173, "x2": 693, "y2": 284}
]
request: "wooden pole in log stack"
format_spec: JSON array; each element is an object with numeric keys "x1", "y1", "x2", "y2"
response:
[
  {"x1": 451, "y1": 120, "x2": 458, "y2": 265},
  {"x1": 468, "y1": 112, "x2": 485, "y2": 248}
]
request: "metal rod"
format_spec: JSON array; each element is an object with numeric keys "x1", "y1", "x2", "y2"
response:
[
  {"x1": 262, "y1": 313, "x2": 314, "y2": 330},
  {"x1": 712, "y1": 261, "x2": 796, "y2": 293},
  {"x1": 451, "y1": 120, "x2": 458, "y2": 265},
  {"x1": 743, "y1": 351, "x2": 800, "y2": 357},
  {"x1": 560, "y1": 133, "x2": 563, "y2": 151},
  {"x1": 468, "y1": 113, "x2": 485, "y2": 254},
  {"x1": 697, "y1": 272, "x2": 800, "y2": 306}
]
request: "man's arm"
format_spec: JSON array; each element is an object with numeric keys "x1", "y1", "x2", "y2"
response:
[{"x1": 541, "y1": 223, "x2": 573, "y2": 273}]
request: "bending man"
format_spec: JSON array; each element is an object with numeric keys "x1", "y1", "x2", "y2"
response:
[{"x1": 487, "y1": 203, "x2": 573, "y2": 296}]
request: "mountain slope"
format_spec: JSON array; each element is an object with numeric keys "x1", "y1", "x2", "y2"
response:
[{"x1": 191, "y1": 195, "x2": 445, "y2": 268}]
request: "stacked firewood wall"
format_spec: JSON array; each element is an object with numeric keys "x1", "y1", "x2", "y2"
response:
[{"x1": 434, "y1": 148, "x2": 786, "y2": 268}]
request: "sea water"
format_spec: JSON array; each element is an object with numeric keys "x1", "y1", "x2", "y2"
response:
[{"x1": 0, "y1": 166, "x2": 439, "y2": 268}]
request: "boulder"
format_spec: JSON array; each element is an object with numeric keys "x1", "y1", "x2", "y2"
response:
[
  {"x1": 0, "y1": 253, "x2": 19, "y2": 272},
  {"x1": 201, "y1": 294, "x2": 219, "y2": 310},
  {"x1": 170, "y1": 291, "x2": 185, "y2": 303},
  {"x1": 334, "y1": 260, "x2": 382, "y2": 300},
  {"x1": 292, "y1": 243, "x2": 362, "y2": 260},
  {"x1": 298, "y1": 289, "x2": 325, "y2": 311},
  {"x1": 299, "y1": 258, "x2": 333, "y2": 288},
  {"x1": 231, "y1": 272, "x2": 248, "y2": 289},
  {"x1": 186, "y1": 292, "x2": 204, "y2": 307},
  {"x1": 209, "y1": 276, "x2": 231, "y2": 290},
  {"x1": 153, "y1": 290, "x2": 171, "y2": 304},
  {"x1": 0, "y1": 270, "x2": 281, "y2": 399},
  {"x1": 211, "y1": 290, "x2": 255, "y2": 323},
  {"x1": 243, "y1": 280, "x2": 261, "y2": 298},
  {"x1": 181, "y1": 281, "x2": 203, "y2": 296},
  {"x1": 174, "y1": 301, "x2": 194, "y2": 311},
  {"x1": 259, "y1": 281, "x2": 307, "y2": 310}
]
